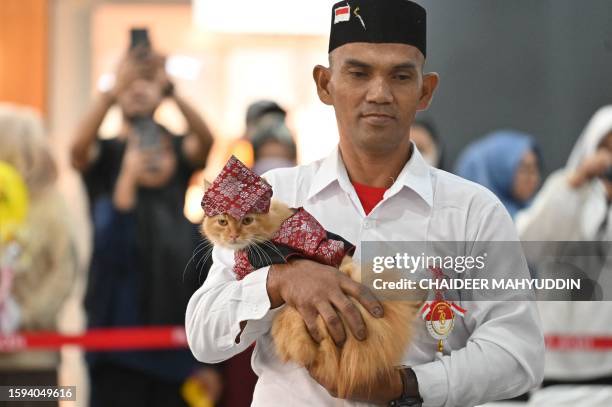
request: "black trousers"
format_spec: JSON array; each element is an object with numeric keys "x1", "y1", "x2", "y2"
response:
[
  {"x1": 88, "y1": 363, "x2": 188, "y2": 407},
  {"x1": 542, "y1": 375, "x2": 612, "y2": 387}
]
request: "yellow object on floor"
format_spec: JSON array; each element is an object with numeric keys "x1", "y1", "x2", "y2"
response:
[{"x1": 181, "y1": 376, "x2": 214, "y2": 407}]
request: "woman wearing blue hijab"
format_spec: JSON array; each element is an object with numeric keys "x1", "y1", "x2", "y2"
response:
[{"x1": 455, "y1": 130, "x2": 542, "y2": 217}]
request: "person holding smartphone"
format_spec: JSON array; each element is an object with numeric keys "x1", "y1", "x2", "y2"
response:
[
  {"x1": 70, "y1": 31, "x2": 217, "y2": 407},
  {"x1": 516, "y1": 105, "x2": 612, "y2": 405}
]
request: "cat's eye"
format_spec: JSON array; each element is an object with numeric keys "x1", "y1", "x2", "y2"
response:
[
  {"x1": 217, "y1": 219, "x2": 228, "y2": 226},
  {"x1": 242, "y1": 217, "x2": 254, "y2": 225}
]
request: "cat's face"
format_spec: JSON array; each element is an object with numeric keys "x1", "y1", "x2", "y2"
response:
[
  {"x1": 201, "y1": 177, "x2": 293, "y2": 250},
  {"x1": 201, "y1": 212, "x2": 275, "y2": 250}
]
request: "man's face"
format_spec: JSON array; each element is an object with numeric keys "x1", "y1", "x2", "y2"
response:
[{"x1": 314, "y1": 43, "x2": 437, "y2": 154}]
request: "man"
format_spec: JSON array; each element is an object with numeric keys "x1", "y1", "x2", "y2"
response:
[
  {"x1": 71, "y1": 48, "x2": 217, "y2": 406},
  {"x1": 186, "y1": 1, "x2": 544, "y2": 406}
]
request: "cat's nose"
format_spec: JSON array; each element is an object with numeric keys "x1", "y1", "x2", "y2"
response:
[{"x1": 229, "y1": 234, "x2": 239, "y2": 240}]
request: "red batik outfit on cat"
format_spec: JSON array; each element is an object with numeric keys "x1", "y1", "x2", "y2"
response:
[
  {"x1": 233, "y1": 208, "x2": 355, "y2": 280},
  {"x1": 202, "y1": 156, "x2": 354, "y2": 280}
]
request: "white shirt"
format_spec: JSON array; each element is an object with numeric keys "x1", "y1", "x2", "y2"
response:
[{"x1": 186, "y1": 145, "x2": 544, "y2": 407}]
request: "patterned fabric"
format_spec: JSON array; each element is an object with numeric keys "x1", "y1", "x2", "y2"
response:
[
  {"x1": 233, "y1": 250, "x2": 255, "y2": 281},
  {"x1": 201, "y1": 156, "x2": 273, "y2": 220},
  {"x1": 232, "y1": 208, "x2": 354, "y2": 280}
]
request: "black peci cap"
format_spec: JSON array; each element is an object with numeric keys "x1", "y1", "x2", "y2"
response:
[{"x1": 328, "y1": 0, "x2": 426, "y2": 57}]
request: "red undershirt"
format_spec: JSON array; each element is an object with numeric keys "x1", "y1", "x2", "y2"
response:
[{"x1": 352, "y1": 181, "x2": 387, "y2": 215}]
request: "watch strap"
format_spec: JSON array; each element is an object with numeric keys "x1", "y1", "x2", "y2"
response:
[{"x1": 388, "y1": 367, "x2": 422, "y2": 407}]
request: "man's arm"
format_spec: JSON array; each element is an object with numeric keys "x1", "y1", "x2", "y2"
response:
[
  {"x1": 412, "y1": 201, "x2": 544, "y2": 407},
  {"x1": 186, "y1": 247, "x2": 384, "y2": 363},
  {"x1": 185, "y1": 246, "x2": 277, "y2": 363},
  {"x1": 412, "y1": 301, "x2": 542, "y2": 407},
  {"x1": 308, "y1": 360, "x2": 405, "y2": 404}
]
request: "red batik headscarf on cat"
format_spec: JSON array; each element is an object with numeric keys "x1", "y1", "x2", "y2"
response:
[
  {"x1": 201, "y1": 155, "x2": 272, "y2": 221},
  {"x1": 202, "y1": 156, "x2": 355, "y2": 281}
]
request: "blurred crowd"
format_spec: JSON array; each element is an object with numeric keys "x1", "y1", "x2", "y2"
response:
[{"x1": 1, "y1": 28, "x2": 611, "y2": 407}]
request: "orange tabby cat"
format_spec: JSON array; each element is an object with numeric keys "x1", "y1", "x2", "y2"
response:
[{"x1": 202, "y1": 197, "x2": 422, "y2": 398}]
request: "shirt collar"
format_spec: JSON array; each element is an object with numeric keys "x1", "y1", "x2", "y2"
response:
[
  {"x1": 307, "y1": 143, "x2": 433, "y2": 207},
  {"x1": 306, "y1": 145, "x2": 347, "y2": 199},
  {"x1": 384, "y1": 142, "x2": 434, "y2": 207}
]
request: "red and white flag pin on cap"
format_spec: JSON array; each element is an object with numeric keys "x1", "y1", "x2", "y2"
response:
[{"x1": 334, "y1": 5, "x2": 351, "y2": 24}]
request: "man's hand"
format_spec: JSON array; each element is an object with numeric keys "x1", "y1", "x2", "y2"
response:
[
  {"x1": 266, "y1": 259, "x2": 384, "y2": 346},
  {"x1": 307, "y1": 362, "x2": 404, "y2": 403}
]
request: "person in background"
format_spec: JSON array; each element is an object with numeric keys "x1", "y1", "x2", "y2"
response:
[
  {"x1": 251, "y1": 115, "x2": 297, "y2": 175},
  {"x1": 245, "y1": 100, "x2": 287, "y2": 140},
  {"x1": 455, "y1": 129, "x2": 542, "y2": 217},
  {"x1": 70, "y1": 41, "x2": 217, "y2": 407},
  {"x1": 516, "y1": 106, "x2": 612, "y2": 406},
  {"x1": 410, "y1": 117, "x2": 445, "y2": 169},
  {"x1": 0, "y1": 103, "x2": 77, "y2": 407},
  {"x1": 231, "y1": 99, "x2": 292, "y2": 170}
]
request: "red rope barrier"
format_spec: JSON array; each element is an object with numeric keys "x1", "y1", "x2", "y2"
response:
[
  {"x1": 0, "y1": 326, "x2": 187, "y2": 352},
  {"x1": 1, "y1": 328, "x2": 611, "y2": 352}
]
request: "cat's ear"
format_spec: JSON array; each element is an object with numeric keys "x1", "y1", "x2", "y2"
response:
[{"x1": 203, "y1": 179, "x2": 212, "y2": 192}]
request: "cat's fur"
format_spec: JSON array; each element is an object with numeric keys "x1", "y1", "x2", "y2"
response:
[{"x1": 202, "y1": 199, "x2": 422, "y2": 398}]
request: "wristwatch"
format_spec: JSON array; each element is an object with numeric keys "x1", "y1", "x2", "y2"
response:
[{"x1": 388, "y1": 367, "x2": 423, "y2": 407}]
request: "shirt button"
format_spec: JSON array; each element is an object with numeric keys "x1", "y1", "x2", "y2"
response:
[{"x1": 363, "y1": 220, "x2": 374, "y2": 229}]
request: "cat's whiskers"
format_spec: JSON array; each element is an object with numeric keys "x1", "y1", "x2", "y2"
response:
[
  {"x1": 250, "y1": 242, "x2": 274, "y2": 267},
  {"x1": 193, "y1": 239, "x2": 214, "y2": 279},
  {"x1": 248, "y1": 243, "x2": 266, "y2": 268},
  {"x1": 253, "y1": 238, "x2": 289, "y2": 264},
  {"x1": 245, "y1": 245, "x2": 258, "y2": 267},
  {"x1": 196, "y1": 246, "x2": 215, "y2": 283},
  {"x1": 195, "y1": 239, "x2": 212, "y2": 258},
  {"x1": 183, "y1": 239, "x2": 212, "y2": 282}
]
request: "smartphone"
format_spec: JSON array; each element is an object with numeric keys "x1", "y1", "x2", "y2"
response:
[
  {"x1": 131, "y1": 116, "x2": 163, "y2": 172},
  {"x1": 130, "y1": 28, "x2": 151, "y2": 60},
  {"x1": 131, "y1": 116, "x2": 162, "y2": 150},
  {"x1": 130, "y1": 28, "x2": 150, "y2": 50}
]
